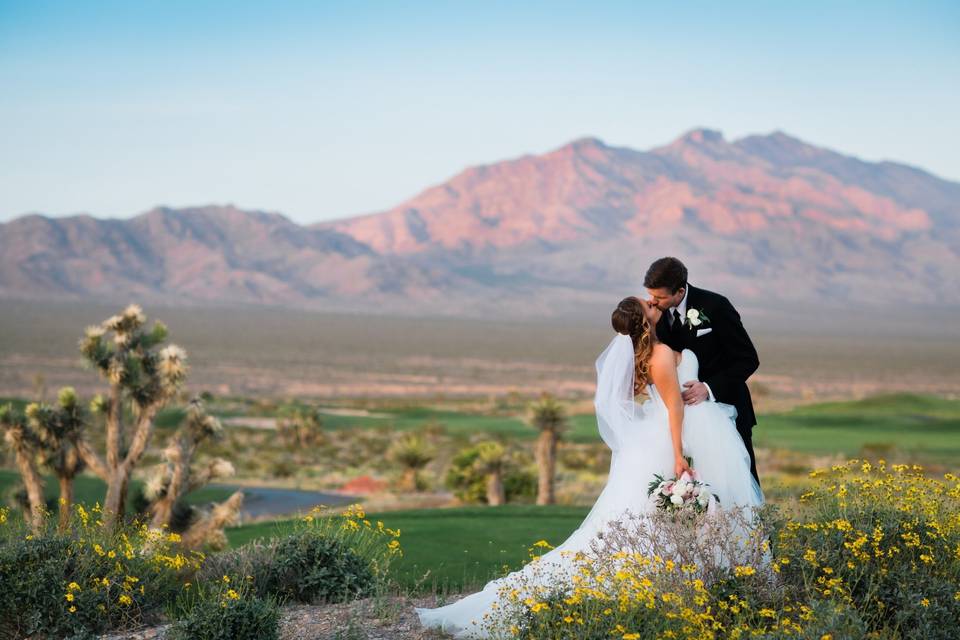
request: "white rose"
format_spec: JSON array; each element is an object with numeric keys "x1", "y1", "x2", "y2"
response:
[
  {"x1": 686, "y1": 309, "x2": 702, "y2": 327},
  {"x1": 672, "y1": 483, "x2": 687, "y2": 496},
  {"x1": 697, "y1": 492, "x2": 710, "y2": 506},
  {"x1": 670, "y1": 494, "x2": 684, "y2": 506}
]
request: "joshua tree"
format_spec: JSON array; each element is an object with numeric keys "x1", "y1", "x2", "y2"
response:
[
  {"x1": 28, "y1": 388, "x2": 87, "y2": 531},
  {"x1": 388, "y1": 431, "x2": 435, "y2": 492},
  {"x1": 146, "y1": 398, "x2": 239, "y2": 531},
  {"x1": 1, "y1": 388, "x2": 88, "y2": 531},
  {"x1": 528, "y1": 392, "x2": 568, "y2": 506},
  {"x1": 75, "y1": 304, "x2": 188, "y2": 528},
  {"x1": 472, "y1": 440, "x2": 508, "y2": 506},
  {"x1": 277, "y1": 405, "x2": 325, "y2": 449},
  {"x1": 0, "y1": 405, "x2": 45, "y2": 531},
  {"x1": 181, "y1": 490, "x2": 244, "y2": 550}
]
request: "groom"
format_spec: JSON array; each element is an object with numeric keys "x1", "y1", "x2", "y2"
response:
[{"x1": 644, "y1": 257, "x2": 761, "y2": 484}]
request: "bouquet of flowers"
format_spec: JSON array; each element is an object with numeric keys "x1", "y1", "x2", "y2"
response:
[{"x1": 647, "y1": 458, "x2": 718, "y2": 514}]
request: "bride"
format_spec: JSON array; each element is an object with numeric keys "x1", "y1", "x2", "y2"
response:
[{"x1": 415, "y1": 296, "x2": 764, "y2": 638}]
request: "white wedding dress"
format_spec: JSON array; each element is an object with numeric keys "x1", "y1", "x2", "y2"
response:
[{"x1": 415, "y1": 336, "x2": 764, "y2": 638}]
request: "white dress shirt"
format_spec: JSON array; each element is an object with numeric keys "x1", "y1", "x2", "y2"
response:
[{"x1": 669, "y1": 287, "x2": 689, "y2": 326}]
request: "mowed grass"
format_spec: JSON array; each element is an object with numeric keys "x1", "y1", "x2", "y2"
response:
[
  {"x1": 295, "y1": 406, "x2": 602, "y2": 442},
  {"x1": 227, "y1": 505, "x2": 590, "y2": 592},
  {"x1": 310, "y1": 393, "x2": 960, "y2": 463},
  {"x1": 0, "y1": 469, "x2": 235, "y2": 512},
  {"x1": 754, "y1": 393, "x2": 960, "y2": 464}
]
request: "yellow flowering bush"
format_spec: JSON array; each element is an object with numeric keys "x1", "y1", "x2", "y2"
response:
[
  {"x1": 773, "y1": 460, "x2": 960, "y2": 639},
  {"x1": 2, "y1": 497, "x2": 405, "y2": 638},
  {"x1": 0, "y1": 502, "x2": 201, "y2": 637},
  {"x1": 198, "y1": 503, "x2": 402, "y2": 604},
  {"x1": 487, "y1": 460, "x2": 960, "y2": 640},
  {"x1": 168, "y1": 573, "x2": 280, "y2": 640}
]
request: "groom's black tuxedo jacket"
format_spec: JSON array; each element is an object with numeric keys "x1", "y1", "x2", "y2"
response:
[{"x1": 655, "y1": 284, "x2": 760, "y2": 482}]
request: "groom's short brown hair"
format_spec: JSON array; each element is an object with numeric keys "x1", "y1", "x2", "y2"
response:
[{"x1": 644, "y1": 257, "x2": 688, "y2": 293}]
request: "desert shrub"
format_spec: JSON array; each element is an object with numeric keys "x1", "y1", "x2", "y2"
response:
[
  {"x1": 0, "y1": 504, "x2": 199, "y2": 639},
  {"x1": 265, "y1": 531, "x2": 374, "y2": 602},
  {"x1": 270, "y1": 459, "x2": 296, "y2": 478},
  {"x1": 557, "y1": 443, "x2": 610, "y2": 473},
  {"x1": 503, "y1": 467, "x2": 538, "y2": 503},
  {"x1": 199, "y1": 503, "x2": 401, "y2": 604},
  {"x1": 167, "y1": 575, "x2": 279, "y2": 640},
  {"x1": 446, "y1": 444, "x2": 536, "y2": 504},
  {"x1": 4, "y1": 481, "x2": 57, "y2": 514}
]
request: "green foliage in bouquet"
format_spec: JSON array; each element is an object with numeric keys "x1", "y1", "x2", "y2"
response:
[{"x1": 646, "y1": 456, "x2": 718, "y2": 514}]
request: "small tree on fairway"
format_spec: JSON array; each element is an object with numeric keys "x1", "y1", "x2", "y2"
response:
[
  {"x1": 0, "y1": 388, "x2": 87, "y2": 532},
  {"x1": 388, "y1": 431, "x2": 435, "y2": 492},
  {"x1": 528, "y1": 392, "x2": 568, "y2": 506},
  {"x1": 29, "y1": 387, "x2": 87, "y2": 531},
  {"x1": 76, "y1": 304, "x2": 188, "y2": 529},
  {"x1": 473, "y1": 440, "x2": 508, "y2": 506},
  {"x1": 277, "y1": 405, "x2": 325, "y2": 449},
  {"x1": 0, "y1": 405, "x2": 45, "y2": 531}
]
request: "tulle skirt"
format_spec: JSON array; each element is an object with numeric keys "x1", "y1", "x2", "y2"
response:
[{"x1": 414, "y1": 399, "x2": 763, "y2": 639}]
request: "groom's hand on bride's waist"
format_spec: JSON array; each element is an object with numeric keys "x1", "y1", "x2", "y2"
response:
[{"x1": 682, "y1": 381, "x2": 712, "y2": 405}]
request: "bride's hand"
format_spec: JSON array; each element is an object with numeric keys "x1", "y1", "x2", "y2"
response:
[{"x1": 674, "y1": 455, "x2": 691, "y2": 478}]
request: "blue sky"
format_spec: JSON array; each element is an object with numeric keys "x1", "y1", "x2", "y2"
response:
[{"x1": 1, "y1": 1, "x2": 958, "y2": 224}]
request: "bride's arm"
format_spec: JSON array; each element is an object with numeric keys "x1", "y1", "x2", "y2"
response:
[{"x1": 649, "y1": 345, "x2": 690, "y2": 477}]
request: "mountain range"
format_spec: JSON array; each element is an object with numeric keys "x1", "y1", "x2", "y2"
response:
[{"x1": 2, "y1": 129, "x2": 958, "y2": 318}]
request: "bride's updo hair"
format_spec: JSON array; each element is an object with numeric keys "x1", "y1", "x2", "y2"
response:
[{"x1": 611, "y1": 296, "x2": 654, "y2": 396}]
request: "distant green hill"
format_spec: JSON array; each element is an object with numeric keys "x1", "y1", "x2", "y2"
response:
[
  {"x1": 275, "y1": 393, "x2": 960, "y2": 464},
  {"x1": 754, "y1": 393, "x2": 960, "y2": 463}
]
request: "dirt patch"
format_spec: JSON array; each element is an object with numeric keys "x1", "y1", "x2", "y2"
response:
[{"x1": 100, "y1": 595, "x2": 457, "y2": 639}]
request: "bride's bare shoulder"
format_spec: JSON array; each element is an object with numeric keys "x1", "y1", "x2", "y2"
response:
[{"x1": 649, "y1": 343, "x2": 679, "y2": 370}]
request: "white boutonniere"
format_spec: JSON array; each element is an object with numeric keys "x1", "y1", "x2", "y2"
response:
[{"x1": 684, "y1": 308, "x2": 710, "y2": 328}]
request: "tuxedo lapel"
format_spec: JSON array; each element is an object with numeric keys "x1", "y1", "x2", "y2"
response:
[
  {"x1": 655, "y1": 311, "x2": 673, "y2": 345},
  {"x1": 678, "y1": 285, "x2": 703, "y2": 348}
]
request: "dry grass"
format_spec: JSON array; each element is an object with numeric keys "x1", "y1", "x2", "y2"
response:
[{"x1": 2, "y1": 301, "x2": 958, "y2": 411}]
